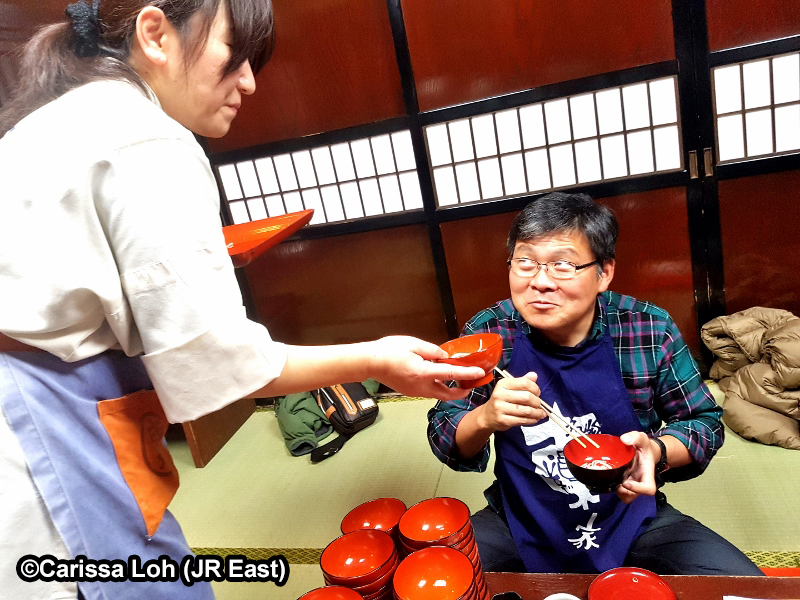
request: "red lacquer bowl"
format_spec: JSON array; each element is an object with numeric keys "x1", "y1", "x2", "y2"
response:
[
  {"x1": 347, "y1": 556, "x2": 398, "y2": 595},
  {"x1": 438, "y1": 333, "x2": 503, "y2": 388},
  {"x1": 298, "y1": 585, "x2": 364, "y2": 600},
  {"x1": 398, "y1": 497, "x2": 471, "y2": 545},
  {"x1": 341, "y1": 497, "x2": 407, "y2": 535},
  {"x1": 320, "y1": 529, "x2": 397, "y2": 586},
  {"x1": 564, "y1": 433, "x2": 635, "y2": 494},
  {"x1": 589, "y1": 567, "x2": 677, "y2": 599},
  {"x1": 393, "y1": 546, "x2": 476, "y2": 600},
  {"x1": 223, "y1": 209, "x2": 314, "y2": 267}
]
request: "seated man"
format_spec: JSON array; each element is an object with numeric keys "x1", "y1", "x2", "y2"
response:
[{"x1": 427, "y1": 192, "x2": 762, "y2": 575}]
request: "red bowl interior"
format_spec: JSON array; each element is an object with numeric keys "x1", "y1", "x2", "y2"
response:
[
  {"x1": 401, "y1": 522, "x2": 472, "y2": 550},
  {"x1": 563, "y1": 434, "x2": 635, "y2": 492},
  {"x1": 393, "y1": 546, "x2": 475, "y2": 600},
  {"x1": 323, "y1": 554, "x2": 397, "y2": 589},
  {"x1": 398, "y1": 497, "x2": 471, "y2": 543},
  {"x1": 323, "y1": 551, "x2": 398, "y2": 587},
  {"x1": 298, "y1": 585, "x2": 364, "y2": 600},
  {"x1": 341, "y1": 497, "x2": 407, "y2": 535},
  {"x1": 438, "y1": 333, "x2": 503, "y2": 388},
  {"x1": 320, "y1": 529, "x2": 396, "y2": 582},
  {"x1": 563, "y1": 434, "x2": 635, "y2": 469}
]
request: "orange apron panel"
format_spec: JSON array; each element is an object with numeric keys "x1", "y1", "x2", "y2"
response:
[{"x1": 97, "y1": 390, "x2": 179, "y2": 537}]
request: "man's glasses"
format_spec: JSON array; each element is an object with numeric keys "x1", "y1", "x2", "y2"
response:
[{"x1": 507, "y1": 257, "x2": 599, "y2": 280}]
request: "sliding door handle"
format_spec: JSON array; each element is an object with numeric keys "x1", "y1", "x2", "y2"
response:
[
  {"x1": 688, "y1": 150, "x2": 699, "y2": 179},
  {"x1": 703, "y1": 147, "x2": 714, "y2": 177}
]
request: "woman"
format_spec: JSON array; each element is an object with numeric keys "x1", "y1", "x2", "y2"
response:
[{"x1": 0, "y1": 1, "x2": 482, "y2": 598}]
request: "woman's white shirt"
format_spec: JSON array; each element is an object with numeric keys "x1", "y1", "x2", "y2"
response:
[{"x1": 0, "y1": 80, "x2": 286, "y2": 422}]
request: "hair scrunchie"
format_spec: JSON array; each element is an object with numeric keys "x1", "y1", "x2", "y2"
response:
[{"x1": 65, "y1": 0, "x2": 102, "y2": 57}]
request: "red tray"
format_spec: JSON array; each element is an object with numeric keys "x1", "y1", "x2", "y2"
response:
[{"x1": 223, "y1": 209, "x2": 314, "y2": 267}]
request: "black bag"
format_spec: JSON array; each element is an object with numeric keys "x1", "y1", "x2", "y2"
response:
[
  {"x1": 310, "y1": 382, "x2": 378, "y2": 463},
  {"x1": 314, "y1": 382, "x2": 378, "y2": 435}
]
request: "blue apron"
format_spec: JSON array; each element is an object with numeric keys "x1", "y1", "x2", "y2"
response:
[
  {"x1": 0, "y1": 351, "x2": 213, "y2": 600},
  {"x1": 493, "y1": 318, "x2": 656, "y2": 573}
]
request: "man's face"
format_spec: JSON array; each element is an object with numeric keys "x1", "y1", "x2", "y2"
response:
[{"x1": 509, "y1": 230, "x2": 614, "y2": 347}]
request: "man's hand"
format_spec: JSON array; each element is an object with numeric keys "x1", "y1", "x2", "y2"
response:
[
  {"x1": 615, "y1": 431, "x2": 659, "y2": 504},
  {"x1": 473, "y1": 372, "x2": 545, "y2": 432}
]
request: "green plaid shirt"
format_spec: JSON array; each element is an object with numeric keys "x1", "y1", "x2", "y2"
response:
[{"x1": 427, "y1": 290, "x2": 723, "y2": 483}]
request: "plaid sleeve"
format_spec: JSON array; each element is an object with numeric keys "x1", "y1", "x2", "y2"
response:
[
  {"x1": 653, "y1": 318, "x2": 724, "y2": 482},
  {"x1": 427, "y1": 388, "x2": 492, "y2": 472}
]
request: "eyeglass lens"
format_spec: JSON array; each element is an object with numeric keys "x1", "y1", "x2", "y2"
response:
[{"x1": 509, "y1": 259, "x2": 577, "y2": 279}]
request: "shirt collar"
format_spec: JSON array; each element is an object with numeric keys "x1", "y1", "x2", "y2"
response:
[{"x1": 588, "y1": 293, "x2": 608, "y2": 341}]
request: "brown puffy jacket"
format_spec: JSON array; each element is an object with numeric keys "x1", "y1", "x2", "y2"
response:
[{"x1": 701, "y1": 307, "x2": 800, "y2": 450}]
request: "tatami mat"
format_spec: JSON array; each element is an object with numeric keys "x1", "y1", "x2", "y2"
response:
[
  {"x1": 665, "y1": 426, "x2": 800, "y2": 552},
  {"x1": 170, "y1": 399, "x2": 486, "y2": 549},
  {"x1": 662, "y1": 382, "x2": 800, "y2": 552},
  {"x1": 168, "y1": 386, "x2": 800, "y2": 599}
]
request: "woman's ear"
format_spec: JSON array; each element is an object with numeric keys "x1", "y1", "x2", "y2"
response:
[{"x1": 134, "y1": 6, "x2": 172, "y2": 66}]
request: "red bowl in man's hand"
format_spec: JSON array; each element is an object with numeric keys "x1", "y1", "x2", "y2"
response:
[{"x1": 564, "y1": 433, "x2": 635, "y2": 493}]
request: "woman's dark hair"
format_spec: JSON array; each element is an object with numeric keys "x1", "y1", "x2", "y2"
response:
[
  {"x1": 0, "y1": 0, "x2": 274, "y2": 137},
  {"x1": 507, "y1": 192, "x2": 618, "y2": 267}
]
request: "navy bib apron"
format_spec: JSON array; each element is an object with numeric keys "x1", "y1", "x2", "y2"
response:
[
  {"x1": 0, "y1": 350, "x2": 213, "y2": 600},
  {"x1": 493, "y1": 320, "x2": 656, "y2": 573}
]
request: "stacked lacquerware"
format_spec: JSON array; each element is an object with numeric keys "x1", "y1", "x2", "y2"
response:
[
  {"x1": 299, "y1": 585, "x2": 364, "y2": 600},
  {"x1": 394, "y1": 497, "x2": 488, "y2": 599},
  {"x1": 319, "y1": 529, "x2": 399, "y2": 599},
  {"x1": 311, "y1": 496, "x2": 489, "y2": 600},
  {"x1": 340, "y1": 497, "x2": 407, "y2": 540},
  {"x1": 393, "y1": 546, "x2": 483, "y2": 600}
]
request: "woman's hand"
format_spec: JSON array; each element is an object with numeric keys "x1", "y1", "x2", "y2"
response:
[
  {"x1": 367, "y1": 336, "x2": 486, "y2": 401},
  {"x1": 473, "y1": 372, "x2": 545, "y2": 432},
  {"x1": 615, "y1": 431, "x2": 659, "y2": 503}
]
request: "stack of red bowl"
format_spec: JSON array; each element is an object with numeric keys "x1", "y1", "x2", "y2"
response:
[
  {"x1": 299, "y1": 585, "x2": 364, "y2": 600},
  {"x1": 341, "y1": 498, "x2": 407, "y2": 540},
  {"x1": 396, "y1": 498, "x2": 487, "y2": 599},
  {"x1": 393, "y1": 546, "x2": 481, "y2": 600},
  {"x1": 320, "y1": 529, "x2": 399, "y2": 599}
]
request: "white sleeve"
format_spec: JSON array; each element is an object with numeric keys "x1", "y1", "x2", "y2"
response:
[{"x1": 99, "y1": 137, "x2": 286, "y2": 423}]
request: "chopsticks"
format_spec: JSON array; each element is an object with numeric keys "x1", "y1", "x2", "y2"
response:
[{"x1": 494, "y1": 367, "x2": 600, "y2": 449}]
